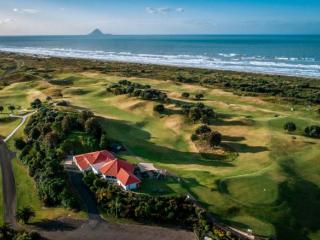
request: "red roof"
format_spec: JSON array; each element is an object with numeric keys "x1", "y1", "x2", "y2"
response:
[
  {"x1": 100, "y1": 159, "x2": 134, "y2": 177},
  {"x1": 74, "y1": 150, "x2": 140, "y2": 187},
  {"x1": 117, "y1": 168, "x2": 141, "y2": 186},
  {"x1": 74, "y1": 150, "x2": 116, "y2": 170},
  {"x1": 85, "y1": 150, "x2": 116, "y2": 164},
  {"x1": 74, "y1": 155, "x2": 90, "y2": 171}
]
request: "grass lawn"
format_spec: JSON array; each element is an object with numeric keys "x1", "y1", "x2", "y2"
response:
[
  {"x1": 12, "y1": 156, "x2": 86, "y2": 223},
  {"x1": 0, "y1": 115, "x2": 21, "y2": 138},
  {"x1": 222, "y1": 171, "x2": 279, "y2": 206},
  {"x1": 137, "y1": 177, "x2": 187, "y2": 196},
  {"x1": 0, "y1": 69, "x2": 319, "y2": 239}
]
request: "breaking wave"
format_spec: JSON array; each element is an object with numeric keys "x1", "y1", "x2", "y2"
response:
[{"x1": 0, "y1": 46, "x2": 319, "y2": 78}]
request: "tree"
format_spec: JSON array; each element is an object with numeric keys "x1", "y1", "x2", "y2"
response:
[
  {"x1": 0, "y1": 224, "x2": 14, "y2": 239},
  {"x1": 43, "y1": 132, "x2": 59, "y2": 148},
  {"x1": 8, "y1": 105, "x2": 15, "y2": 114},
  {"x1": 56, "y1": 100, "x2": 69, "y2": 106},
  {"x1": 284, "y1": 122, "x2": 296, "y2": 133},
  {"x1": 189, "y1": 107, "x2": 201, "y2": 122},
  {"x1": 61, "y1": 116, "x2": 72, "y2": 133},
  {"x1": 16, "y1": 207, "x2": 35, "y2": 224},
  {"x1": 15, "y1": 138, "x2": 27, "y2": 150},
  {"x1": 200, "y1": 115, "x2": 209, "y2": 124},
  {"x1": 195, "y1": 125, "x2": 211, "y2": 135},
  {"x1": 181, "y1": 92, "x2": 190, "y2": 98},
  {"x1": 78, "y1": 110, "x2": 94, "y2": 126},
  {"x1": 191, "y1": 134, "x2": 199, "y2": 142},
  {"x1": 0, "y1": 105, "x2": 4, "y2": 114},
  {"x1": 208, "y1": 131, "x2": 222, "y2": 147},
  {"x1": 305, "y1": 125, "x2": 320, "y2": 138},
  {"x1": 153, "y1": 104, "x2": 165, "y2": 113},
  {"x1": 85, "y1": 117, "x2": 102, "y2": 138},
  {"x1": 31, "y1": 98, "x2": 42, "y2": 109},
  {"x1": 195, "y1": 93, "x2": 204, "y2": 100},
  {"x1": 15, "y1": 232, "x2": 33, "y2": 240},
  {"x1": 99, "y1": 133, "x2": 109, "y2": 149},
  {"x1": 29, "y1": 128, "x2": 41, "y2": 140}
]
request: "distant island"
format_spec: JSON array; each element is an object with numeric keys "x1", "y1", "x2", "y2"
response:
[{"x1": 88, "y1": 28, "x2": 111, "y2": 37}]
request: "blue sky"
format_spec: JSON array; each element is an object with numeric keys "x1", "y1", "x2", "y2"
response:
[{"x1": 0, "y1": 0, "x2": 320, "y2": 35}]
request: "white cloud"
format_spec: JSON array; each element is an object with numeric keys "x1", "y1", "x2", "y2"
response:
[
  {"x1": 13, "y1": 8, "x2": 39, "y2": 14},
  {"x1": 157, "y1": 7, "x2": 171, "y2": 14},
  {"x1": 0, "y1": 18, "x2": 13, "y2": 25},
  {"x1": 176, "y1": 8, "x2": 184, "y2": 13},
  {"x1": 146, "y1": 7, "x2": 183, "y2": 15}
]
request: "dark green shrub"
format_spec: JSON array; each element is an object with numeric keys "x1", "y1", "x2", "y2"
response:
[
  {"x1": 305, "y1": 125, "x2": 320, "y2": 138},
  {"x1": 153, "y1": 104, "x2": 165, "y2": 113},
  {"x1": 195, "y1": 125, "x2": 211, "y2": 135},
  {"x1": 208, "y1": 131, "x2": 222, "y2": 147},
  {"x1": 195, "y1": 93, "x2": 204, "y2": 100},
  {"x1": 181, "y1": 92, "x2": 190, "y2": 98},
  {"x1": 15, "y1": 138, "x2": 27, "y2": 150},
  {"x1": 284, "y1": 122, "x2": 297, "y2": 132}
]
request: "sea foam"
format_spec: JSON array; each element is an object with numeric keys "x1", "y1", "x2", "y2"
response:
[{"x1": 0, "y1": 46, "x2": 319, "y2": 78}]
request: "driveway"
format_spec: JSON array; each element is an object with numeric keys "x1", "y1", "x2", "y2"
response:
[{"x1": 65, "y1": 163, "x2": 102, "y2": 222}]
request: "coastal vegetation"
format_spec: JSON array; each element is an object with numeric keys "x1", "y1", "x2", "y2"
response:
[
  {"x1": 0, "y1": 52, "x2": 320, "y2": 240},
  {"x1": 83, "y1": 172, "x2": 240, "y2": 240},
  {"x1": 16, "y1": 207, "x2": 36, "y2": 224},
  {"x1": 0, "y1": 224, "x2": 41, "y2": 240},
  {"x1": 16, "y1": 104, "x2": 107, "y2": 209},
  {"x1": 1, "y1": 52, "x2": 320, "y2": 107}
]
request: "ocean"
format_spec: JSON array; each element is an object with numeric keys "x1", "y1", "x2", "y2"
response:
[{"x1": 0, "y1": 35, "x2": 319, "y2": 78}]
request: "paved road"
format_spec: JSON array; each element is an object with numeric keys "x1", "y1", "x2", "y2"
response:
[
  {"x1": 1, "y1": 111, "x2": 34, "y2": 226},
  {"x1": 0, "y1": 139, "x2": 17, "y2": 226}
]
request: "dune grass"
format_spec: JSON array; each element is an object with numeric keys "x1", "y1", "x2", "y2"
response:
[{"x1": 0, "y1": 69, "x2": 319, "y2": 239}]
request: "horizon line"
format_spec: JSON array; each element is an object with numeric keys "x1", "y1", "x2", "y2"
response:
[{"x1": 1, "y1": 33, "x2": 320, "y2": 37}]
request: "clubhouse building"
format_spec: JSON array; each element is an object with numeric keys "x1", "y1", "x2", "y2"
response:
[{"x1": 73, "y1": 150, "x2": 141, "y2": 190}]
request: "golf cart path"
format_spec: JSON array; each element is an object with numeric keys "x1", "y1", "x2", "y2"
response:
[{"x1": 4, "y1": 112, "x2": 35, "y2": 142}]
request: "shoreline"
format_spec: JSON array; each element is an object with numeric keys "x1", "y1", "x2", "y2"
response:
[{"x1": 0, "y1": 49, "x2": 319, "y2": 80}]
